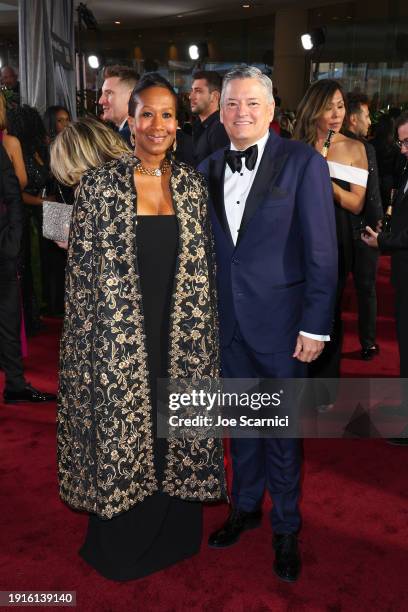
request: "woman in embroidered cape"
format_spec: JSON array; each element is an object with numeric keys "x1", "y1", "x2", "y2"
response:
[{"x1": 56, "y1": 74, "x2": 226, "y2": 580}]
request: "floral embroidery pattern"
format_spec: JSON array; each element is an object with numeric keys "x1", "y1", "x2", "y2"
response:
[{"x1": 57, "y1": 155, "x2": 226, "y2": 519}]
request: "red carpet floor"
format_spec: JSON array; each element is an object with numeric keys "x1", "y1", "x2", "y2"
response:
[{"x1": 1, "y1": 256, "x2": 407, "y2": 611}]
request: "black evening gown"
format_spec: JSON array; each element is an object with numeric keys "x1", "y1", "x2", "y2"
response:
[{"x1": 79, "y1": 216, "x2": 202, "y2": 581}]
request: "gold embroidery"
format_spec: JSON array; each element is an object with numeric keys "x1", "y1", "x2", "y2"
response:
[{"x1": 58, "y1": 155, "x2": 226, "y2": 518}]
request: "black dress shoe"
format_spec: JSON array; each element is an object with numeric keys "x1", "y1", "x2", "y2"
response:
[
  {"x1": 273, "y1": 533, "x2": 301, "y2": 582},
  {"x1": 361, "y1": 344, "x2": 379, "y2": 361},
  {"x1": 208, "y1": 507, "x2": 262, "y2": 548},
  {"x1": 4, "y1": 384, "x2": 57, "y2": 404}
]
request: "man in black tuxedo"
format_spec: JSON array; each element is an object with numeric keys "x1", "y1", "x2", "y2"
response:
[
  {"x1": 99, "y1": 65, "x2": 139, "y2": 148},
  {"x1": 0, "y1": 143, "x2": 56, "y2": 403},
  {"x1": 190, "y1": 70, "x2": 229, "y2": 166},
  {"x1": 344, "y1": 93, "x2": 383, "y2": 360},
  {"x1": 362, "y1": 111, "x2": 408, "y2": 443}
]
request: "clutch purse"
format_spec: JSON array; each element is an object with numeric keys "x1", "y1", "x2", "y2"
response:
[{"x1": 42, "y1": 201, "x2": 72, "y2": 242}]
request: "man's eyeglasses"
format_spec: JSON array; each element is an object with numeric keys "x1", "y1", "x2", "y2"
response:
[{"x1": 396, "y1": 138, "x2": 408, "y2": 149}]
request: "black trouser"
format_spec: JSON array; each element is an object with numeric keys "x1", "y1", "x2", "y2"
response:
[
  {"x1": 0, "y1": 262, "x2": 26, "y2": 392},
  {"x1": 395, "y1": 280, "x2": 408, "y2": 380},
  {"x1": 352, "y1": 239, "x2": 379, "y2": 350}
]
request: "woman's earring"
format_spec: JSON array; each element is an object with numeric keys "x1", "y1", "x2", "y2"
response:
[{"x1": 130, "y1": 131, "x2": 135, "y2": 147}]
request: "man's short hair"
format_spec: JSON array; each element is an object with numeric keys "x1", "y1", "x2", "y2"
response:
[
  {"x1": 395, "y1": 111, "x2": 408, "y2": 132},
  {"x1": 103, "y1": 65, "x2": 139, "y2": 89},
  {"x1": 346, "y1": 92, "x2": 369, "y2": 116},
  {"x1": 221, "y1": 65, "x2": 273, "y2": 105},
  {"x1": 192, "y1": 70, "x2": 223, "y2": 93}
]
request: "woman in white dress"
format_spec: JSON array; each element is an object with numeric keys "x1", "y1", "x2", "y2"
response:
[{"x1": 294, "y1": 80, "x2": 368, "y2": 396}]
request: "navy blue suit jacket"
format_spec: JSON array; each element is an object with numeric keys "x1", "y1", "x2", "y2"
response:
[{"x1": 198, "y1": 132, "x2": 338, "y2": 354}]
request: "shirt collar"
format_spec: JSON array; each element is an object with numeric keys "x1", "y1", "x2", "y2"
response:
[
  {"x1": 230, "y1": 130, "x2": 270, "y2": 156},
  {"x1": 119, "y1": 118, "x2": 128, "y2": 131},
  {"x1": 199, "y1": 110, "x2": 220, "y2": 129}
]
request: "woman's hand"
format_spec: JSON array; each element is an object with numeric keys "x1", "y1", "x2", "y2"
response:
[
  {"x1": 361, "y1": 226, "x2": 379, "y2": 248},
  {"x1": 55, "y1": 240, "x2": 68, "y2": 250}
]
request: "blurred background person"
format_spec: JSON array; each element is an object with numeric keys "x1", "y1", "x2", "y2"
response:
[
  {"x1": 279, "y1": 112, "x2": 294, "y2": 139},
  {"x1": 43, "y1": 105, "x2": 71, "y2": 141},
  {"x1": 190, "y1": 70, "x2": 229, "y2": 166},
  {"x1": 343, "y1": 92, "x2": 383, "y2": 360},
  {"x1": 0, "y1": 137, "x2": 55, "y2": 404},
  {"x1": 294, "y1": 80, "x2": 368, "y2": 404},
  {"x1": 41, "y1": 105, "x2": 73, "y2": 315},
  {"x1": 362, "y1": 111, "x2": 408, "y2": 444},
  {"x1": 0, "y1": 92, "x2": 27, "y2": 189},
  {"x1": 99, "y1": 64, "x2": 139, "y2": 147},
  {"x1": 371, "y1": 114, "x2": 404, "y2": 211},
  {"x1": 6, "y1": 105, "x2": 51, "y2": 334},
  {"x1": 0, "y1": 65, "x2": 20, "y2": 106},
  {"x1": 50, "y1": 115, "x2": 129, "y2": 192}
]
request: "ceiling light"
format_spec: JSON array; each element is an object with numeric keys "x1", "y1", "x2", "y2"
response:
[
  {"x1": 114, "y1": 21, "x2": 121, "y2": 25},
  {"x1": 189, "y1": 45, "x2": 199, "y2": 60},
  {"x1": 301, "y1": 28, "x2": 325, "y2": 51},
  {"x1": 242, "y1": 4, "x2": 251, "y2": 7},
  {"x1": 301, "y1": 34, "x2": 313, "y2": 50},
  {"x1": 88, "y1": 54, "x2": 100, "y2": 69}
]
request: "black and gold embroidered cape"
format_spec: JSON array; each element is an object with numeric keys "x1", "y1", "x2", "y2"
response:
[{"x1": 57, "y1": 155, "x2": 226, "y2": 519}]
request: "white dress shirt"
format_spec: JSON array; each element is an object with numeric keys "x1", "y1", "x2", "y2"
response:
[{"x1": 224, "y1": 131, "x2": 329, "y2": 342}]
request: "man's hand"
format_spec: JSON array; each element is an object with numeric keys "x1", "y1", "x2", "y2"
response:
[
  {"x1": 293, "y1": 335, "x2": 324, "y2": 363},
  {"x1": 361, "y1": 226, "x2": 379, "y2": 248}
]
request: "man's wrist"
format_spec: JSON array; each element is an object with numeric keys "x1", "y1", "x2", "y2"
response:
[{"x1": 299, "y1": 331, "x2": 330, "y2": 341}]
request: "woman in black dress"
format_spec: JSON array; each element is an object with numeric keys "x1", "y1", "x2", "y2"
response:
[
  {"x1": 57, "y1": 74, "x2": 226, "y2": 580},
  {"x1": 6, "y1": 105, "x2": 51, "y2": 332},
  {"x1": 294, "y1": 80, "x2": 368, "y2": 403}
]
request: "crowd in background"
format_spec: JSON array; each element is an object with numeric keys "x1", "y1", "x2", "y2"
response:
[
  {"x1": 0, "y1": 62, "x2": 406, "y2": 339},
  {"x1": 0, "y1": 62, "x2": 407, "y2": 403}
]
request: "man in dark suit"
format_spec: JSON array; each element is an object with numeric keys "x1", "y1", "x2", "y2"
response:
[
  {"x1": 362, "y1": 111, "x2": 408, "y2": 443},
  {"x1": 190, "y1": 70, "x2": 229, "y2": 167},
  {"x1": 344, "y1": 93, "x2": 383, "y2": 360},
  {"x1": 0, "y1": 143, "x2": 56, "y2": 403},
  {"x1": 99, "y1": 65, "x2": 139, "y2": 148},
  {"x1": 199, "y1": 66, "x2": 338, "y2": 581}
]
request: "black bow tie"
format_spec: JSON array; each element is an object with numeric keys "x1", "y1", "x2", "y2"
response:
[{"x1": 225, "y1": 145, "x2": 258, "y2": 173}]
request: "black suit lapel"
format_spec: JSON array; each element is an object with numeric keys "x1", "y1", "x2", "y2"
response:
[
  {"x1": 237, "y1": 136, "x2": 288, "y2": 245},
  {"x1": 209, "y1": 155, "x2": 234, "y2": 247},
  {"x1": 394, "y1": 170, "x2": 408, "y2": 208}
]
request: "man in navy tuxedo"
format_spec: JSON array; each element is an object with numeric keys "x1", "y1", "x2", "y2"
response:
[{"x1": 199, "y1": 66, "x2": 338, "y2": 582}]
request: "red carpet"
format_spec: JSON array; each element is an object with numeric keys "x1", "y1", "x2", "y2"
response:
[{"x1": 1, "y1": 256, "x2": 407, "y2": 611}]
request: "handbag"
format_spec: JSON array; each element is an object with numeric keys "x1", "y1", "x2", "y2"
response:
[{"x1": 42, "y1": 201, "x2": 72, "y2": 242}]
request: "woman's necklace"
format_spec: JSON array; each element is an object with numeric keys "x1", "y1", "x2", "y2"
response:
[{"x1": 135, "y1": 158, "x2": 171, "y2": 177}]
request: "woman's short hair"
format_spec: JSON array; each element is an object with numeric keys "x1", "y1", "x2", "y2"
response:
[
  {"x1": 293, "y1": 79, "x2": 346, "y2": 145},
  {"x1": 43, "y1": 105, "x2": 71, "y2": 140},
  {"x1": 128, "y1": 72, "x2": 178, "y2": 117},
  {"x1": 50, "y1": 116, "x2": 130, "y2": 186}
]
